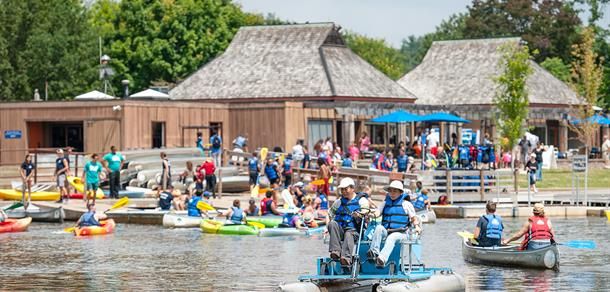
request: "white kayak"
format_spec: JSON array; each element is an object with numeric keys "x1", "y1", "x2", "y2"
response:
[
  {"x1": 417, "y1": 209, "x2": 437, "y2": 224},
  {"x1": 259, "y1": 226, "x2": 325, "y2": 237},
  {"x1": 162, "y1": 212, "x2": 218, "y2": 228}
]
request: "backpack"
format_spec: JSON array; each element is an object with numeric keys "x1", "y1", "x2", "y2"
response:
[{"x1": 212, "y1": 136, "x2": 221, "y2": 148}]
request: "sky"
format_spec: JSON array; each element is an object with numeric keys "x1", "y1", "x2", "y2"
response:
[{"x1": 236, "y1": 0, "x2": 610, "y2": 48}]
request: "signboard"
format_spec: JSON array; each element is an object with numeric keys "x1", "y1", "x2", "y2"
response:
[
  {"x1": 572, "y1": 155, "x2": 587, "y2": 172},
  {"x1": 3, "y1": 130, "x2": 22, "y2": 139}
]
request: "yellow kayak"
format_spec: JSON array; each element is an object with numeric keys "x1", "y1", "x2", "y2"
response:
[
  {"x1": 67, "y1": 176, "x2": 104, "y2": 199},
  {"x1": 605, "y1": 210, "x2": 610, "y2": 221},
  {"x1": 201, "y1": 219, "x2": 222, "y2": 234},
  {"x1": 0, "y1": 189, "x2": 60, "y2": 201}
]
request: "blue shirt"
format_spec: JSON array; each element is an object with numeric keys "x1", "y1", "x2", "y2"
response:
[
  {"x1": 103, "y1": 152, "x2": 124, "y2": 172},
  {"x1": 210, "y1": 135, "x2": 222, "y2": 153},
  {"x1": 196, "y1": 137, "x2": 204, "y2": 149},
  {"x1": 187, "y1": 196, "x2": 202, "y2": 217},
  {"x1": 159, "y1": 191, "x2": 173, "y2": 210},
  {"x1": 84, "y1": 161, "x2": 103, "y2": 184}
]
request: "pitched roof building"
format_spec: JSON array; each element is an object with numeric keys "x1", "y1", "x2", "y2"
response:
[{"x1": 170, "y1": 23, "x2": 416, "y2": 102}]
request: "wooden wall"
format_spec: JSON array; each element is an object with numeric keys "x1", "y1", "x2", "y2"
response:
[{"x1": 228, "y1": 103, "x2": 287, "y2": 152}]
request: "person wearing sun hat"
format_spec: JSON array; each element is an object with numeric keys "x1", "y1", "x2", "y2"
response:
[
  {"x1": 367, "y1": 180, "x2": 420, "y2": 268},
  {"x1": 503, "y1": 203, "x2": 555, "y2": 250},
  {"x1": 326, "y1": 177, "x2": 369, "y2": 267}
]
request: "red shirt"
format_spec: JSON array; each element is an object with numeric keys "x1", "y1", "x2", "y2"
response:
[{"x1": 198, "y1": 161, "x2": 216, "y2": 177}]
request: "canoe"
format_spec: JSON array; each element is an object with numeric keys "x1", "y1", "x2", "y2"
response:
[
  {"x1": 259, "y1": 226, "x2": 325, "y2": 237},
  {"x1": 247, "y1": 216, "x2": 283, "y2": 228},
  {"x1": 0, "y1": 217, "x2": 32, "y2": 233},
  {"x1": 163, "y1": 213, "x2": 203, "y2": 228},
  {"x1": 417, "y1": 209, "x2": 437, "y2": 224},
  {"x1": 66, "y1": 177, "x2": 105, "y2": 199},
  {"x1": 7, "y1": 205, "x2": 65, "y2": 223},
  {"x1": 0, "y1": 189, "x2": 60, "y2": 201},
  {"x1": 461, "y1": 238, "x2": 559, "y2": 270},
  {"x1": 200, "y1": 219, "x2": 258, "y2": 235},
  {"x1": 74, "y1": 219, "x2": 116, "y2": 237}
]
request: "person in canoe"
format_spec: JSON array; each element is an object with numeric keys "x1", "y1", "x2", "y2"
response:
[
  {"x1": 326, "y1": 177, "x2": 369, "y2": 267},
  {"x1": 260, "y1": 190, "x2": 282, "y2": 216},
  {"x1": 20, "y1": 153, "x2": 35, "y2": 209},
  {"x1": 187, "y1": 190, "x2": 204, "y2": 217},
  {"x1": 367, "y1": 180, "x2": 420, "y2": 268},
  {"x1": 412, "y1": 189, "x2": 431, "y2": 212},
  {"x1": 82, "y1": 153, "x2": 103, "y2": 206},
  {"x1": 313, "y1": 190, "x2": 329, "y2": 219},
  {"x1": 75, "y1": 203, "x2": 107, "y2": 227},
  {"x1": 503, "y1": 203, "x2": 555, "y2": 250},
  {"x1": 225, "y1": 199, "x2": 246, "y2": 224},
  {"x1": 245, "y1": 198, "x2": 259, "y2": 216},
  {"x1": 473, "y1": 201, "x2": 504, "y2": 247}
]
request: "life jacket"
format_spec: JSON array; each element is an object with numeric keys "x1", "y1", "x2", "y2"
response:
[
  {"x1": 264, "y1": 163, "x2": 278, "y2": 180},
  {"x1": 521, "y1": 216, "x2": 553, "y2": 250},
  {"x1": 79, "y1": 211, "x2": 100, "y2": 227},
  {"x1": 282, "y1": 213, "x2": 297, "y2": 227},
  {"x1": 372, "y1": 153, "x2": 381, "y2": 169},
  {"x1": 413, "y1": 194, "x2": 428, "y2": 211},
  {"x1": 211, "y1": 135, "x2": 221, "y2": 148},
  {"x1": 283, "y1": 159, "x2": 292, "y2": 175},
  {"x1": 397, "y1": 155, "x2": 408, "y2": 171},
  {"x1": 381, "y1": 194, "x2": 409, "y2": 230},
  {"x1": 384, "y1": 157, "x2": 394, "y2": 171},
  {"x1": 187, "y1": 196, "x2": 202, "y2": 217},
  {"x1": 459, "y1": 146, "x2": 469, "y2": 161},
  {"x1": 260, "y1": 197, "x2": 274, "y2": 215},
  {"x1": 333, "y1": 196, "x2": 361, "y2": 229},
  {"x1": 248, "y1": 158, "x2": 258, "y2": 173},
  {"x1": 469, "y1": 145, "x2": 478, "y2": 162},
  {"x1": 230, "y1": 206, "x2": 244, "y2": 222},
  {"x1": 318, "y1": 194, "x2": 329, "y2": 210},
  {"x1": 55, "y1": 158, "x2": 65, "y2": 172},
  {"x1": 489, "y1": 146, "x2": 496, "y2": 163},
  {"x1": 342, "y1": 158, "x2": 353, "y2": 168},
  {"x1": 482, "y1": 214, "x2": 503, "y2": 239}
]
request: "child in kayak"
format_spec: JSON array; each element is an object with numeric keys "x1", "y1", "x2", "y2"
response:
[
  {"x1": 245, "y1": 198, "x2": 259, "y2": 216},
  {"x1": 225, "y1": 199, "x2": 246, "y2": 224},
  {"x1": 75, "y1": 204, "x2": 107, "y2": 227},
  {"x1": 187, "y1": 190, "x2": 203, "y2": 217}
]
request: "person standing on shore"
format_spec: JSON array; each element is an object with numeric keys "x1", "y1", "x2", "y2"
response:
[
  {"x1": 602, "y1": 135, "x2": 610, "y2": 169},
  {"x1": 317, "y1": 158, "x2": 331, "y2": 198},
  {"x1": 200, "y1": 157, "x2": 217, "y2": 199},
  {"x1": 64, "y1": 147, "x2": 74, "y2": 198},
  {"x1": 519, "y1": 136, "x2": 532, "y2": 170},
  {"x1": 54, "y1": 149, "x2": 69, "y2": 203},
  {"x1": 534, "y1": 143, "x2": 545, "y2": 181},
  {"x1": 526, "y1": 153, "x2": 538, "y2": 193},
  {"x1": 196, "y1": 132, "x2": 205, "y2": 156},
  {"x1": 103, "y1": 146, "x2": 124, "y2": 199},
  {"x1": 359, "y1": 132, "x2": 371, "y2": 159},
  {"x1": 210, "y1": 130, "x2": 222, "y2": 167},
  {"x1": 82, "y1": 154, "x2": 103, "y2": 206},
  {"x1": 20, "y1": 154, "x2": 35, "y2": 209},
  {"x1": 160, "y1": 152, "x2": 172, "y2": 191}
]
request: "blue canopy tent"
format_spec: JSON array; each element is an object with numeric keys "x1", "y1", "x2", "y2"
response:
[
  {"x1": 370, "y1": 110, "x2": 421, "y2": 149},
  {"x1": 418, "y1": 112, "x2": 470, "y2": 124},
  {"x1": 572, "y1": 114, "x2": 610, "y2": 125}
]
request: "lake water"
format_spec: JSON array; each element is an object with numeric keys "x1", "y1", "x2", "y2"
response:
[{"x1": 0, "y1": 217, "x2": 608, "y2": 291}]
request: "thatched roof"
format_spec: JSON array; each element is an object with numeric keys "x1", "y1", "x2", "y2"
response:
[
  {"x1": 398, "y1": 38, "x2": 581, "y2": 105},
  {"x1": 170, "y1": 23, "x2": 415, "y2": 102}
]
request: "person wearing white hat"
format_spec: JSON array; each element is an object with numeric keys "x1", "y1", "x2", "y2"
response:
[
  {"x1": 326, "y1": 177, "x2": 369, "y2": 267},
  {"x1": 368, "y1": 180, "x2": 419, "y2": 268}
]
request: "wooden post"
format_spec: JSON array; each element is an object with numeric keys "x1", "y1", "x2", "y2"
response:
[
  {"x1": 34, "y1": 152, "x2": 38, "y2": 184},
  {"x1": 446, "y1": 168, "x2": 453, "y2": 204},
  {"x1": 479, "y1": 169, "x2": 485, "y2": 201},
  {"x1": 217, "y1": 168, "x2": 223, "y2": 198}
]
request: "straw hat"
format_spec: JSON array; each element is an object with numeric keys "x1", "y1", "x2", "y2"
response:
[{"x1": 383, "y1": 180, "x2": 404, "y2": 193}]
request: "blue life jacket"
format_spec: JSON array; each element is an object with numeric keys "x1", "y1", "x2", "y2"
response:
[
  {"x1": 283, "y1": 159, "x2": 292, "y2": 175},
  {"x1": 384, "y1": 157, "x2": 393, "y2": 171},
  {"x1": 248, "y1": 158, "x2": 258, "y2": 173},
  {"x1": 230, "y1": 206, "x2": 244, "y2": 222},
  {"x1": 79, "y1": 211, "x2": 100, "y2": 227},
  {"x1": 489, "y1": 146, "x2": 496, "y2": 163},
  {"x1": 55, "y1": 158, "x2": 65, "y2": 172},
  {"x1": 282, "y1": 213, "x2": 297, "y2": 227},
  {"x1": 333, "y1": 196, "x2": 361, "y2": 229},
  {"x1": 397, "y1": 155, "x2": 408, "y2": 171},
  {"x1": 459, "y1": 146, "x2": 469, "y2": 161},
  {"x1": 342, "y1": 158, "x2": 353, "y2": 168},
  {"x1": 483, "y1": 214, "x2": 503, "y2": 239},
  {"x1": 372, "y1": 153, "x2": 381, "y2": 168},
  {"x1": 187, "y1": 196, "x2": 202, "y2": 217},
  {"x1": 264, "y1": 164, "x2": 278, "y2": 180},
  {"x1": 381, "y1": 194, "x2": 409, "y2": 230},
  {"x1": 413, "y1": 194, "x2": 428, "y2": 211},
  {"x1": 319, "y1": 194, "x2": 329, "y2": 210}
]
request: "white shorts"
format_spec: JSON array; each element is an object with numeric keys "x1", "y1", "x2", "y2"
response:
[{"x1": 56, "y1": 174, "x2": 66, "y2": 187}]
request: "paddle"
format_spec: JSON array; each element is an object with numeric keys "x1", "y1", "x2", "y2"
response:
[
  {"x1": 3, "y1": 202, "x2": 23, "y2": 211},
  {"x1": 63, "y1": 198, "x2": 129, "y2": 233},
  {"x1": 558, "y1": 240, "x2": 596, "y2": 249},
  {"x1": 310, "y1": 179, "x2": 325, "y2": 186},
  {"x1": 197, "y1": 201, "x2": 264, "y2": 229},
  {"x1": 457, "y1": 231, "x2": 479, "y2": 245}
]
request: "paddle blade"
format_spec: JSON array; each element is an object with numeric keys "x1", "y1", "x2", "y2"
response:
[
  {"x1": 457, "y1": 231, "x2": 474, "y2": 239},
  {"x1": 108, "y1": 197, "x2": 129, "y2": 211},
  {"x1": 260, "y1": 147, "x2": 268, "y2": 161},
  {"x1": 3, "y1": 202, "x2": 23, "y2": 211},
  {"x1": 250, "y1": 185, "x2": 259, "y2": 198},
  {"x1": 247, "y1": 221, "x2": 265, "y2": 229},
  {"x1": 258, "y1": 188, "x2": 270, "y2": 194},
  {"x1": 64, "y1": 227, "x2": 75, "y2": 233},
  {"x1": 561, "y1": 240, "x2": 596, "y2": 249},
  {"x1": 310, "y1": 179, "x2": 325, "y2": 186},
  {"x1": 197, "y1": 201, "x2": 215, "y2": 211}
]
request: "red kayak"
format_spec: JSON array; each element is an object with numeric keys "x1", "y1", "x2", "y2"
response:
[
  {"x1": 69, "y1": 193, "x2": 85, "y2": 199},
  {"x1": 0, "y1": 217, "x2": 32, "y2": 233}
]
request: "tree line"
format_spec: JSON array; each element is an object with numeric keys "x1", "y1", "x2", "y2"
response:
[{"x1": 0, "y1": 0, "x2": 608, "y2": 107}]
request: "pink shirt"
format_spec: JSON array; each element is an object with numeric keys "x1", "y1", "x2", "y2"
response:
[
  {"x1": 348, "y1": 145, "x2": 360, "y2": 160},
  {"x1": 360, "y1": 137, "x2": 370, "y2": 151}
]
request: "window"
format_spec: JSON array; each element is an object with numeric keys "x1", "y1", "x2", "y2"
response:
[
  {"x1": 152, "y1": 122, "x2": 165, "y2": 148},
  {"x1": 308, "y1": 120, "x2": 332, "y2": 150}
]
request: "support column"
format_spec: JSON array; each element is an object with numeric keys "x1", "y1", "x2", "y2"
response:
[
  {"x1": 559, "y1": 121, "x2": 568, "y2": 153},
  {"x1": 342, "y1": 114, "x2": 355, "y2": 151},
  {"x1": 398, "y1": 123, "x2": 407, "y2": 145},
  {"x1": 439, "y1": 122, "x2": 446, "y2": 145},
  {"x1": 409, "y1": 123, "x2": 415, "y2": 146},
  {"x1": 457, "y1": 124, "x2": 463, "y2": 145}
]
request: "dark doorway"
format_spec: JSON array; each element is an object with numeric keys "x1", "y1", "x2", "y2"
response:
[
  {"x1": 152, "y1": 122, "x2": 165, "y2": 148},
  {"x1": 336, "y1": 121, "x2": 343, "y2": 150},
  {"x1": 35, "y1": 122, "x2": 84, "y2": 151},
  {"x1": 209, "y1": 122, "x2": 223, "y2": 140}
]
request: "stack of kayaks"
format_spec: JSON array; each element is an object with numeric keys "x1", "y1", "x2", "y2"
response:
[
  {"x1": 0, "y1": 217, "x2": 32, "y2": 233},
  {"x1": 74, "y1": 219, "x2": 116, "y2": 237},
  {"x1": 461, "y1": 238, "x2": 559, "y2": 270},
  {"x1": 200, "y1": 219, "x2": 259, "y2": 235},
  {"x1": 0, "y1": 189, "x2": 59, "y2": 201}
]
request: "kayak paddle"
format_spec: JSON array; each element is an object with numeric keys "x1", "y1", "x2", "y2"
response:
[
  {"x1": 197, "y1": 201, "x2": 264, "y2": 229},
  {"x1": 457, "y1": 231, "x2": 474, "y2": 239},
  {"x1": 310, "y1": 179, "x2": 325, "y2": 186},
  {"x1": 63, "y1": 198, "x2": 129, "y2": 233},
  {"x1": 251, "y1": 148, "x2": 268, "y2": 198},
  {"x1": 3, "y1": 202, "x2": 23, "y2": 211},
  {"x1": 558, "y1": 240, "x2": 596, "y2": 249}
]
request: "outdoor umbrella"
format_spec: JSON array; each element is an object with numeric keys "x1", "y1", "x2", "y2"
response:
[
  {"x1": 418, "y1": 112, "x2": 470, "y2": 123},
  {"x1": 371, "y1": 110, "x2": 421, "y2": 149},
  {"x1": 572, "y1": 114, "x2": 610, "y2": 125}
]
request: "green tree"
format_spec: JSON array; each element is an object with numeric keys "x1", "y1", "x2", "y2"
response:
[
  {"x1": 493, "y1": 43, "x2": 533, "y2": 167},
  {"x1": 0, "y1": 0, "x2": 98, "y2": 101},
  {"x1": 343, "y1": 31, "x2": 406, "y2": 80},
  {"x1": 90, "y1": 0, "x2": 265, "y2": 93},
  {"x1": 568, "y1": 27, "x2": 605, "y2": 149},
  {"x1": 540, "y1": 57, "x2": 571, "y2": 82}
]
